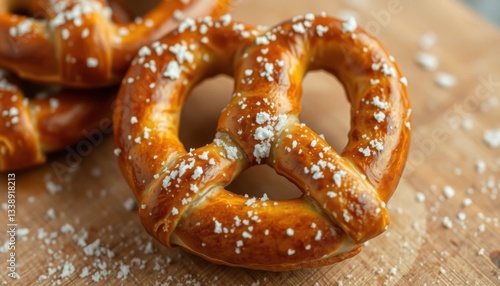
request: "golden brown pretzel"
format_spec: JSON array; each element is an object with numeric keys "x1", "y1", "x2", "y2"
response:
[
  {"x1": 0, "y1": 69, "x2": 115, "y2": 171},
  {"x1": 0, "y1": 0, "x2": 230, "y2": 87},
  {"x1": 114, "y1": 14, "x2": 411, "y2": 271}
]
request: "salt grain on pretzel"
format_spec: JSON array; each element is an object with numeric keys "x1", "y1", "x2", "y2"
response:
[
  {"x1": 0, "y1": 0, "x2": 230, "y2": 87},
  {"x1": 114, "y1": 14, "x2": 411, "y2": 271},
  {"x1": 0, "y1": 69, "x2": 114, "y2": 171}
]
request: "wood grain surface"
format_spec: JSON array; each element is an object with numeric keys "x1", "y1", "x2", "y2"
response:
[{"x1": 1, "y1": 0, "x2": 500, "y2": 285}]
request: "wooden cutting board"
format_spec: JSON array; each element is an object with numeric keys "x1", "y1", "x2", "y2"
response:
[{"x1": 1, "y1": 0, "x2": 500, "y2": 285}]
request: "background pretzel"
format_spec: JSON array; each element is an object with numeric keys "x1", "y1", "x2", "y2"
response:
[
  {"x1": 114, "y1": 14, "x2": 411, "y2": 271},
  {"x1": 0, "y1": 0, "x2": 230, "y2": 87},
  {"x1": 0, "y1": 69, "x2": 115, "y2": 171}
]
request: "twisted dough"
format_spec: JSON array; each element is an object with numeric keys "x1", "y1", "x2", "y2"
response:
[
  {"x1": 114, "y1": 14, "x2": 411, "y2": 271},
  {"x1": 0, "y1": 0, "x2": 230, "y2": 87},
  {"x1": 0, "y1": 69, "x2": 115, "y2": 171}
]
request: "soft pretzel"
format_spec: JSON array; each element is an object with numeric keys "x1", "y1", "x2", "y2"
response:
[
  {"x1": 0, "y1": 69, "x2": 115, "y2": 171},
  {"x1": 113, "y1": 14, "x2": 411, "y2": 271},
  {"x1": 0, "y1": 0, "x2": 230, "y2": 87}
]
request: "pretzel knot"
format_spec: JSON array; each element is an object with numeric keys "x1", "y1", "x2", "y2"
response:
[
  {"x1": 0, "y1": 0, "x2": 229, "y2": 87},
  {"x1": 114, "y1": 14, "x2": 411, "y2": 271}
]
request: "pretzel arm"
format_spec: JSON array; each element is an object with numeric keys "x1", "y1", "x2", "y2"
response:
[
  {"x1": 0, "y1": 14, "x2": 57, "y2": 82},
  {"x1": 274, "y1": 124, "x2": 389, "y2": 243},
  {"x1": 0, "y1": 78, "x2": 43, "y2": 171},
  {"x1": 115, "y1": 0, "x2": 230, "y2": 49},
  {"x1": 31, "y1": 88, "x2": 115, "y2": 152},
  {"x1": 304, "y1": 18, "x2": 411, "y2": 201},
  {"x1": 0, "y1": 72, "x2": 114, "y2": 171}
]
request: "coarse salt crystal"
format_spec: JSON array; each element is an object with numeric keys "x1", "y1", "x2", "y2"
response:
[
  {"x1": 415, "y1": 52, "x2": 438, "y2": 71},
  {"x1": 292, "y1": 22, "x2": 306, "y2": 34},
  {"x1": 163, "y1": 60, "x2": 181, "y2": 79},
  {"x1": 475, "y1": 160, "x2": 486, "y2": 174},
  {"x1": 333, "y1": 170, "x2": 346, "y2": 188},
  {"x1": 61, "y1": 28, "x2": 70, "y2": 40},
  {"x1": 443, "y1": 185, "x2": 455, "y2": 199},
  {"x1": 87, "y1": 57, "x2": 99, "y2": 68},
  {"x1": 435, "y1": 72, "x2": 457, "y2": 88},
  {"x1": 484, "y1": 129, "x2": 500, "y2": 148},
  {"x1": 419, "y1": 32, "x2": 437, "y2": 49},
  {"x1": 400, "y1": 77, "x2": 408, "y2": 86},
  {"x1": 123, "y1": 197, "x2": 136, "y2": 211},
  {"x1": 415, "y1": 192, "x2": 426, "y2": 202},
  {"x1": 341, "y1": 17, "x2": 357, "y2": 33},
  {"x1": 457, "y1": 212, "x2": 466, "y2": 221},
  {"x1": 462, "y1": 197, "x2": 472, "y2": 207},
  {"x1": 374, "y1": 111, "x2": 386, "y2": 123},
  {"x1": 316, "y1": 25, "x2": 329, "y2": 37},
  {"x1": 442, "y1": 216, "x2": 453, "y2": 229}
]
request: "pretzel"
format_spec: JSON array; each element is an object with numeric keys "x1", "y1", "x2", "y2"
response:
[
  {"x1": 113, "y1": 14, "x2": 411, "y2": 271},
  {"x1": 0, "y1": 69, "x2": 115, "y2": 171},
  {"x1": 0, "y1": 0, "x2": 230, "y2": 87}
]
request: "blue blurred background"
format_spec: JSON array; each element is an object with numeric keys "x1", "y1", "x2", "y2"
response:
[{"x1": 463, "y1": 0, "x2": 500, "y2": 25}]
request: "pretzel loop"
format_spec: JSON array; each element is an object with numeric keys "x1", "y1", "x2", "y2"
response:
[
  {"x1": 0, "y1": 0, "x2": 230, "y2": 87},
  {"x1": 114, "y1": 15, "x2": 411, "y2": 271}
]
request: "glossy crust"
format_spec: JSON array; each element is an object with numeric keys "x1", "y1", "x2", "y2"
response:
[
  {"x1": 0, "y1": 0, "x2": 230, "y2": 87},
  {"x1": 0, "y1": 69, "x2": 115, "y2": 171},
  {"x1": 114, "y1": 15, "x2": 411, "y2": 271}
]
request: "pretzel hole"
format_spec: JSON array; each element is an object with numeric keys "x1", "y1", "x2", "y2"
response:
[
  {"x1": 300, "y1": 71, "x2": 350, "y2": 152},
  {"x1": 19, "y1": 80, "x2": 61, "y2": 98},
  {"x1": 108, "y1": 0, "x2": 160, "y2": 22},
  {"x1": 179, "y1": 76, "x2": 232, "y2": 151},
  {"x1": 6, "y1": 1, "x2": 46, "y2": 21},
  {"x1": 9, "y1": 7, "x2": 31, "y2": 17},
  {"x1": 226, "y1": 164, "x2": 303, "y2": 200}
]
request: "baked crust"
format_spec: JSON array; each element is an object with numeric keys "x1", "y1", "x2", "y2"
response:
[
  {"x1": 0, "y1": 69, "x2": 115, "y2": 171},
  {"x1": 0, "y1": 0, "x2": 230, "y2": 87},
  {"x1": 114, "y1": 14, "x2": 411, "y2": 271}
]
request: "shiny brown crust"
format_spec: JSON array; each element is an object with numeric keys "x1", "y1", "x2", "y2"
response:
[
  {"x1": 0, "y1": 69, "x2": 115, "y2": 171},
  {"x1": 0, "y1": 0, "x2": 230, "y2": 87},
  {"x1": 114, "y1": 14, "x2": 411, "y2": 271}
]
